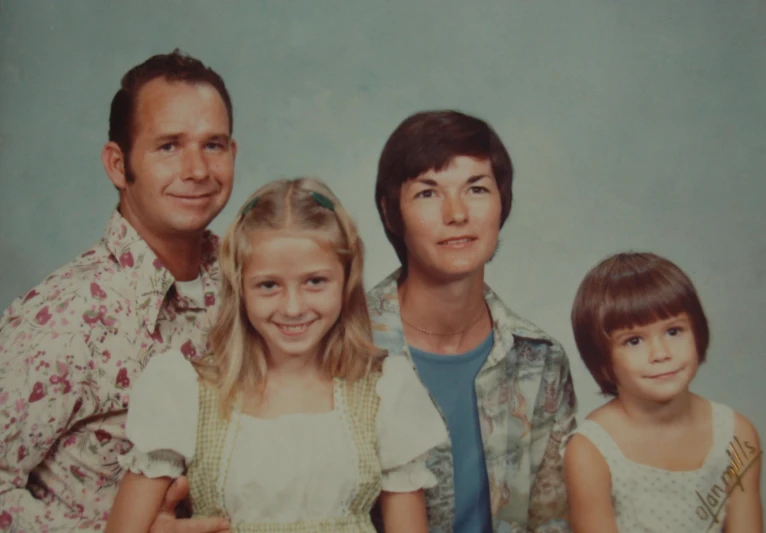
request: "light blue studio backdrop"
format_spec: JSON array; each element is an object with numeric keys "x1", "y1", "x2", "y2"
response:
[{"x1": 1, "y1": 0, "x2": 765, "y2": 515}]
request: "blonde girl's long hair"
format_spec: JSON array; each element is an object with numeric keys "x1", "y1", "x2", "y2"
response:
[{"x1": 194, "y1": 178, "x2": 386, "y2": 417}]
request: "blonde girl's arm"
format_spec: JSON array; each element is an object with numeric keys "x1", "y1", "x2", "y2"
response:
[
  {"x1": 105, "y1": 471, "x2": 173, "y2": 533},
  {"x1": 723, "y1": 412, "x2": 763, "y2": 533},
  {"x1": 563, "y1": 433, "x2": 619, "y2": 533},
  {"x1": 378, "y1": 489, "x2": 429, "y2": 532}
]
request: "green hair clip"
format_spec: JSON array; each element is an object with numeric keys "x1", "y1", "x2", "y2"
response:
[
  {"x1": 240, "y1": 196, "x2": 259, "y2": 217},
  {"x1": 310, "y1": 191, "x2": 335, "y2": 211}
]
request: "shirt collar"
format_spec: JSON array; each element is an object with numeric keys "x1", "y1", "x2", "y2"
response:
[
  {"x1": 103, "y1": 209, "x2": 220, "y2": 334},
  {"x1": 368, "y1": 269, "x2": 555, "y2": 366}
]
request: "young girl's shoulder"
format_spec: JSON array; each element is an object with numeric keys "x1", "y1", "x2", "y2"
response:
[
  {"x1": 727, "y1": 404, "x2": 761, "y2": 452},
  {"x1": 564, "y1": 401, "x2": 616, "y2": 453},
  {"x1": 692, "y1": 394, "x2": 760, "y2": 447}
]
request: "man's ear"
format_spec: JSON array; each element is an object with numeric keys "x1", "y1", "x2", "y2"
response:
[{"x1": 102, "y1": 141, "x2": 128, "y2": 190}]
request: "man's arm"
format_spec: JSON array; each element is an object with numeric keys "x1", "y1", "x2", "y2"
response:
[
  {"x1": 0, "y1": 308, "x2": 92, "y2": 532},
  {"x1": 526, "y1": 343, "x2": 578, "y2": 533},
  {"x1": 146, "y1": 476, "x2": 231, "y2": 533}
]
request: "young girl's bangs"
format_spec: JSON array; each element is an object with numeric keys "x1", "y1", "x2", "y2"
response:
[{"x1": 600, "y1": 269, "x2": 693, "y2": 336}]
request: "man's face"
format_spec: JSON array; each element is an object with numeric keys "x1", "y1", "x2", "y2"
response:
[
  {"x1": 397, "y1": 155, "x2": 502, "y2": 282},
  {"x1": 117, "y1": 77, "x2": 236, "y2": 242}
]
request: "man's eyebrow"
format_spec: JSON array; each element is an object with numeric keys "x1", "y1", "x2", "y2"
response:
[
  {"x1": 207, "y1": 133, "x2": 231, "y2": 143},
  {"x1": 153, "y1": 133, "x2": 182, "y2": 143}
]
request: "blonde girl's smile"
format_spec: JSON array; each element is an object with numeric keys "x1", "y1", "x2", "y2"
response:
[
  {"x1": 273, "y1": 320, "x2": 318, "y2": 337},
  {"x1": 243, "y1": 229, "x2": 345, "y2": 363}
]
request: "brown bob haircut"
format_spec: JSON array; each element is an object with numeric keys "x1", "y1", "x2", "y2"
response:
[
  {"x1": 108, "y1": 49, "x2": 233, "y2": 172},
  {"x1": 375, "y1": 110, "x2": 514, "y2": 275},
  {"x1": 571, "y1": 252, "x2": 710, "y2": 396}
]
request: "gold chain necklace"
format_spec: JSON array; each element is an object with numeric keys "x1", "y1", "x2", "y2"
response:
[{"x1": 400, "y1": 306, "x2": 487, "y2": 336}]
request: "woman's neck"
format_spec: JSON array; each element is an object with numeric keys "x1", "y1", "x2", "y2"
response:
[{"x1": 398, "y1": 268, "x2": 490, "y2": 354}]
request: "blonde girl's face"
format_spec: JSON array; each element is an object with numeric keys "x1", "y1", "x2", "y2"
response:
[
  {"x1": 242, "y1": 228, "x2": 345, "y2": 366},
  {"x1": 609, "y1": 313, "x2": 700, "y2": 404}
]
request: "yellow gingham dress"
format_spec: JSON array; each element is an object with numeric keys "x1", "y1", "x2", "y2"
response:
[
  {"x1": 187, "y1": 373, "x2": 382, "y2": 533},
  {"x1": 120, "y1": 351, "x2": 447, "y2": 532}
]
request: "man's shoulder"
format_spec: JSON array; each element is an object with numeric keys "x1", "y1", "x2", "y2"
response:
[{"x1": 0, "y1": 239, "x2": 126, "y2": 331}]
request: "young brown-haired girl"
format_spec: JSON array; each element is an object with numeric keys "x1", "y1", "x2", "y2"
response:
[{"x1": 565, "y1": 252, "x2": 762, "y2": 533}]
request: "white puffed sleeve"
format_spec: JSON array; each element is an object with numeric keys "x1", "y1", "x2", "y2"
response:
[
  {"x1": 375, "y1": 356, "x2": 448, "y2": 492},
  {"x1": 117, "y1": 350, "x2": 200, "y2": 478}
]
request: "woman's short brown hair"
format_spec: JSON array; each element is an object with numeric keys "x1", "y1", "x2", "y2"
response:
[
  {"x1": 374, "y1": 110, "x2": 514, "y2": 275},
  {"x1": 571, "y1": 252, "x2": 710, "y2": 396}
]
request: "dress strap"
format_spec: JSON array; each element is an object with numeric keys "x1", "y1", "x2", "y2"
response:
[
  {"x1": 708, "y1": 401, "x2": 736, "y2": 465},
  {"x1": 570, "y1": 420, "x2": 626, "y2": 466}
]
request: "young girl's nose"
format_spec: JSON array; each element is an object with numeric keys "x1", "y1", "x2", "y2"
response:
[
  {"x1": 281, "y1": 287, "x2": 306, "y2": 316},
  {"x1": 649, "y1": 337, "x2": 671, "y2": 362}
]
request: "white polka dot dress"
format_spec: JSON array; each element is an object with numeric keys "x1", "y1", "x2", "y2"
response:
[{"x1": 571, "y1": 402, "x2": 740, "y2": 532}]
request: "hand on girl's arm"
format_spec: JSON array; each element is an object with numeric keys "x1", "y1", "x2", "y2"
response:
[
  {"x1": 724, "y1": 412, "x2": 763, "y2": 533},
  {"x1": 106, "y1": 473, "x2": 231, "y2": 533},
  {"x1": 563, "y1": 434, "x2": 619, "y2": 533},
  {"x1": 379, "y1": 489, "x2": 429, "y2": 533}
]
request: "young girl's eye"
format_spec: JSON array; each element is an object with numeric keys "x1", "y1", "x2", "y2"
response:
[
  {"x1": 667, "y1": 326, "x2": 683, "y2": 336},
  {"x1": 414, "y1": 189, "x2": 435, "y2": 199},
  {"x1": 306, "y1": 276, "x2": 328, "y2": 288},
  {"x1": 624, "y1": 336, "x2": 642, "y2": 347},
  {"x1": 469, "y1": 185, "x2": 489, "y2": 194},
  {"x1": 256, "y1": 281, "x2": 278, "y2": 291}
]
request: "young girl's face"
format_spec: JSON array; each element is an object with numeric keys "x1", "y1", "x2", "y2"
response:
[
  {"x1": 242, "y1": 228, "x2": 345, "y2": 365},
  {"x1": 609, "y1": 313, "x2": 699, "y2": 404}
]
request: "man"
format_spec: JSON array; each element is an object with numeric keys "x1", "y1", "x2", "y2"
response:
[
  {"x1": 0, "y1": 51, "x2": 235, "y2": 533},
  {"x1": 368, "y1": 110, "x2": 577, "y2": 532}
]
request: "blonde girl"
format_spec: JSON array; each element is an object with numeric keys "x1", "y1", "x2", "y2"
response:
[
  {"x1": 106, "y1": 178, "x2": 447, "y2": 533},
  {"x1": 564, "y1": 252, "x2": 762, "y2": 533}
]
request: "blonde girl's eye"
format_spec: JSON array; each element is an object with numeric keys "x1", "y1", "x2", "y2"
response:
[
  {"x1": 306, "y1": 276, "x2": 328, "y2": 288},
  {"x1": 256, "y1": 280, "x2": 278, "y2": 291}
]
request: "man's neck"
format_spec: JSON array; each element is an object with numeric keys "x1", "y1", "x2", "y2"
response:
[
  {"x1": 119, "y1": 208, "x2": 205, "y2": 281},
  {"x1": 398, "y1": 267, "x2": 487, "y2": 335},
  {"x1": 152, "y1": 236, "x2": 204, "y2": 281}
]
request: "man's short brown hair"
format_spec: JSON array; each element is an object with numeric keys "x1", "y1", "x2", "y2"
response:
[
  {"x1": 571, "y1": 252, "x2": 710, "y2": 396},
  {"x1": 108, "y1": 49, "x2": 233, "y2": 164},
  {"x1": 374, "y1": 110, "x2": 514, "y2": 274}
]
